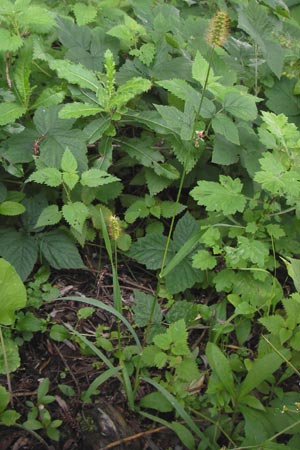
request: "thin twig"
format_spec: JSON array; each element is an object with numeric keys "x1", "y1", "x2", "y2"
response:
[
  {"x1": 53, "y1": 343, "x2": 81, "y2": 396},
  {"x1": 101, "y1": 425, "x2": 166, "y2": 449}
]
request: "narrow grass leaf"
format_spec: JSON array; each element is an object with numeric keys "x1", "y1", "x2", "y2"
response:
[
  {"x1": 142, "y1": 376, "x2": 212, "y2": 447},
  {"x1": 62, "y1": 296, "x2": 142, "y2": 351}
]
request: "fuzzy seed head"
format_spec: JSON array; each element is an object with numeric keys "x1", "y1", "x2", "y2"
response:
[
  {"x1": 207, "y1": 11, "x2": 230, "y2": 48},
  {"x1": 108, "y1": 215, "x2": 121, "y2": 241}
]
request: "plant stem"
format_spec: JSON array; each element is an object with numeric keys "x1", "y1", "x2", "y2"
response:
[{"x1": 0, "y1": 327, "x2": 13, "y2": 408}]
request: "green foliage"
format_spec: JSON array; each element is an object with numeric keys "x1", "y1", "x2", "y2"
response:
[
  {"x1": 1, "y1": 0, "x2": 300, "y2": 447},
  {"x1": 0, "y1": 258, "x2": 26, "y2": 326}
]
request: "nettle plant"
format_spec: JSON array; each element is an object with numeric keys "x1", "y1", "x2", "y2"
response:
[{"x1": 1, "y1": 0, "x2": 300, "y2": 448}]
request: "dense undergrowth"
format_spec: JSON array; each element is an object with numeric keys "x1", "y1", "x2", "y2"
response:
[{"x1": 1, "y1": 0, "x2": 300, "y2": 448}]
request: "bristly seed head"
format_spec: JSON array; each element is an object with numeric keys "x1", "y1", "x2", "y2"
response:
[
  {"x1": 108, "y1": 215, "x2": 122, "y2": 241},
  {"x1": 207, "y1": 11, "x2": 230, "y2": 48}
]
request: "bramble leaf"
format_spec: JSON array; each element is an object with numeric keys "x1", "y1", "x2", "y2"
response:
[
  {"x1": 35, "y1": 205, "x2": 62, "y2": 228},
  {"x1": 62, "y1": 202, "x2": 89, "y2": 233},
  {"x1": 81, "y1": 169, "x2": 119, "y2": 187},
  {"x1": 190, "y1": 176, "x2": 247, "y2": 215},
  {"x1": 27, "y1": 168, "x2": 62, "y2": 187}
]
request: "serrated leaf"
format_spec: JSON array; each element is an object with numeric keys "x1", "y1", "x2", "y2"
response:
[
  {"x1": 81, "y1": 168, "x2": 118, "y2": 187},
  {"x1": 0, "y1": 103, "x2": 26, "y2": 125},
  {"x1": 192, "y1": 51, "x2": 216, "y2": 86},
  {"x1": 0, "y1": 258, "x2": 26, "y2": 326},
  {"x1": 62, "y1": 202, "x2": 89, "y2": 233},
  {"x1": 130, "y1": 43, "x2": 156, "y2": 67},
  {"x1": 61, "y1": 148, "x2": 78, "y2": 173},
  {"x1": 59, "y1": 103, "x2": 103, "y2": 119},
  {"x1": 145, "y1": 169, "x2": 173, "y2": 196},
  {"x1": 20, "y1": 6, "x2": 55, "y2": 33},
  {"x1": 13, "y1": 44, "x2": 32, "y2": 107},
  {"x1": 223, "y1": 91, "x2": 257, "y2": 121},
  {"x1": 236, "y1": 236, "x2": 269, "y2": 267},
  {"x1": 48, "y1": 58, "x2": 99, "y2": 92},
  {"x1": 33, "y1": 106, "x2": 88, "y2": 172},
  {"x1": 62, "y1": 172, "x2": 79, "y2": 191},
  {"x1": 132, "y1": 290, "x2": 162, "y2": 327},
  {"x1": 35, "y1": 205, "x2": 62, "y2": 228},
  {"x1": 212, "y1": 114, "x2": 240, "y2": 145},
  {"x1": 206, "y1": 342, "x2": 235, "y2": 396},
  {"x1": 72, "y1": 3, "x2": 97, "y2": 26},
  {"x1": 191, "y1": 175, "x2": 246, "y2": 215},
  {"x1": 259, "y1": 315, "x2": 286, "y2": 335},
  {"x1": 113, "y1": 77, "x2": 151, "y2": 109},
  {"x1": 0, "y1": 29, "x2": 23, "y2": 52},
  {"x1": 192, "y1": 249, "x2": 217, "y2": 270},
  {"x1": 160, "y1": 201, "x2": 186, "y2": 218},
  {"x1": 0, "y1": 229, "x2": 38, "y2": 280},
  {"x1": 157, "y1": 79, "x2": 199, "y2": 109},
  {"x1": 27, "y1": 168, "x2": 62, "y2": 187},
  {"x1": 39, "y1": 230, "x2": 85, "y2": 269},
  {"x1": 128, "y1": 233, "x2": 171, "y2": 270},
  {"x1": 31, "y1": 87, "x2": 66, "y2": 110},
  {"x1": 0, "y1": 201, "x2": 25, "y2": 216}
]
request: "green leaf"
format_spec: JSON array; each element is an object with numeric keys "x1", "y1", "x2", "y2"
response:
[
  {"x1": 190, "y1": 175, "x2": 247, "y2": 215},
  {"x1": 192, "y1": 249, "x2": 217, "y2": 270},
  {"x1": 13, "y1": 44, "x2": 32, "y2": 107},
  {"x1": 30, "y1": 87, "x2": 66, "y2": 110},
  {"x1": 139, "y1": 392, "x2": 173, "y2": 412},
  {"x1": 142, "y1": 376, "x2": 210, "y2": 444},
  {"x1": 0, "y1": 201, "x2": 25, "y2": 216},
  {"x1": 19, "y1": 5, "x2": 55, "y2": 34},
  {"x1": 0, "y1": 229, "x2": 38, "y2": 280},
  {"x1": 281, "y1": 257, "x2": 300, "y2": 293},
  {"x1": 62, "y1": 202, "x2": 89, "y2": 233},
  {"x1": 0, "y1": 409, "x2": 20, "y2": 426},
  {"x1": 35, "y1": 205, "x2": 62, "y2": 228},
  {"x1": 48, "y1": 58, "x2": 99, "y2": 92},
  {"x1": 130, "y1": 43, "x2": 156, "y2": 67},
  {"x1": 212, "y1": 113, "x2": 240, "y2": 145},
  {"x1": 81, "y1": 169, "x2": 119, "y2": 187},
  {"x1": 156, "y1": 79, "x2": 199, "y2": 110},
  {"x1": 0, "y1": 338, "x2": 20, "y2": 374},
  {"x1": 0, "y1": 386, "x2": 10, "y2": 413},
  {"x1": 223, "y1": 91, "x2": 257, "y2": 121},
  {"x1": 34, "y1": 106, "x2": 88, "y2": 172},
  {"x1": 0, "y1": 103, "x2": 26, "y2": 125},
  {"x1": 62, "y1": 172, "x2": 80, "y2": 191},
  {"x1": 206, "y1": 342, "x2": 235, "y2": 397},
  {"x1": 61, "y1": 148, "x2": 78, "y2": 173},
  {"x1": 212, "y1": 134, "x2": 240, "y2": 165},
  {"x1": 170, "y1": 422, "x2": 194, "y2": 449},
  {"x1": 0, "y1": 29, "x2": 23, "y2": 52},
  {"x1": 235, "y1": 236, "x2": 269, "y2": 267},
  {"x1": 239, "y1": 352, "x2": 286, "y2": 398},
  {"x1": 59, "y1": 103, "x2": 103, "y2": 119},
  {"x1": 113, "y1": 77, "x2": 151, "y2": 109},
  {"x1": 38, "y1": 230, "x2": 85, "y2": 269},
  {"x1": 72, "y1": 2, "x2": 97, "y2": 26},
  {"x1": 259, "y1": 315, "x2": 286, "y2": 335},
  {"x1": 27, "y1": 168, "x2": 62, "y2": 187},
  {"x1": 192, "y1": 51, "x2": 217, "y2": 87},
  {"x1": 0, "y1": 258, "x2": 26, "y2": 325},
  {"x1": 132, "y1": 290, "x2": 162, "y2": 327}
]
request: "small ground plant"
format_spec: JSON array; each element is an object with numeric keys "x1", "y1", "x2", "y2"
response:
[{"x1": 1, "y1": 0, "x2": 300, "y2": 449}]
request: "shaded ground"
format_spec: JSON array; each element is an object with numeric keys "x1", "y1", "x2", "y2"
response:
[{"x1": 0, "y1": 263, "x2": 184, "y2": 450}]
